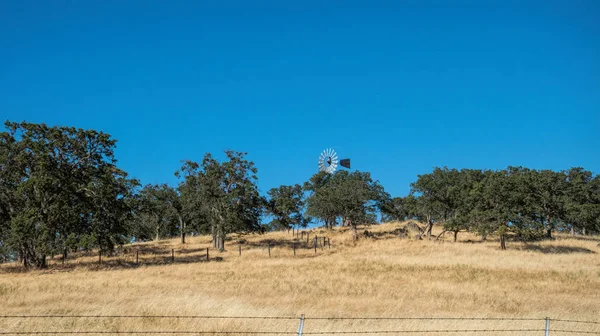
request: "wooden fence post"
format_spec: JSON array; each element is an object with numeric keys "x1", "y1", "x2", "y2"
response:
[
  {"x1": 206, "y1": 247, "x2": 209, "y2": 261},
  {"x1": 98, "y1": 250, "x2": 102, "y2": 264},
  {"x1": 293, "y1": 243, "x2": 296, "y2": 257},
  {"x1": 328, "y1": 238, "x2": 331, "y2": 249},
  {"x1": 307, "y1": 232, "x2": 310, "y2": 244},
  {"x1": 171, "y1": 249, "x2": 174, "y2": 262},
  {"x1": 314, "y1": 237, "x2": 317, "y2": 255},
  {"x1": 239, "y1": 244, "x2": 242, "y2": 256},
  {"x1": 136, "y1": 250, "x2": 139, "y2": 264},
  {"x1": 268, "y1": 244, "x2": 271, "y2": 257}
]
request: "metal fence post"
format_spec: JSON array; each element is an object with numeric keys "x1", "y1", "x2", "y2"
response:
[
  {"x1": 297, "y1": 314, "x2": 305, "y2": 336},
  {"x1": 545, "y1": 317, "x2": 550, "y2": 336}
]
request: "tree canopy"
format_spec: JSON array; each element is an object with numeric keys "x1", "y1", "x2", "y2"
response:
[
  {"x1": 1, "y1": 120, "x2": 598, "y2": 267},
  {"x1": 305, "y1": 170, "x2": 389, "y2": 239},
  {"x1": 174, "y1": 151, "x2": 264, "y2": 251},
  {"x1": 266, "y1": 184, "x2": 308, "y2": 231},
  {"x1": 0, "y1": 121, "x2": 138, "y2": 267},
  {"x1": 389, "y1": 166, "x2": 600, "y2": 248}
]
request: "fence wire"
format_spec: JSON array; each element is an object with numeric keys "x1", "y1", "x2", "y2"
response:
[
  {"x1": 1, "y1": 315, "x2": 598, "y2": 335},
  {"x1": 0, "y1": 316, "x2": 297, "y2": 320}
]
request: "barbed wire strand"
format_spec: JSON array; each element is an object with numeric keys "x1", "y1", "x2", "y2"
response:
[
  {"x1": 553, "y1": 319, "x2": 600, "y2": 325},
  {"x1": 550, "y1": 331, "x2": 600, "y2": 335},
  {"x1": 0, "y1": 332, "x2": 294, "y2": 335},
  {"x1": 0, "y1": 316, "x2": 548, "y2": 321},
  {"x1": 0, "y1": 316, "x2": 297, "y2": 320},
  {"x1": 0, "y1": 331, "x2": 548, "y2": 335},
  {"x1": 303, "y1": 330, "x2": 544, "y2": 334},
  {"x1": 304, "y1": 317, "x2": 543, "y2": 321}
]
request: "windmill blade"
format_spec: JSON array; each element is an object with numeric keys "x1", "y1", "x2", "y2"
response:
[{"x1": 318, "y1": 148, "x2": 341, "y2": 173}]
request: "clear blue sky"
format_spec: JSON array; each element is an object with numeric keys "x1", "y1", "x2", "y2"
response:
[{"x1": 1, "y1": 1, "x2": 599, "y2": 197}]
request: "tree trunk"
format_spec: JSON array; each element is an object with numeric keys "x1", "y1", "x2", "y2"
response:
[
  {"x1": 155, "y1": 225, "x2": 160, "y2": 241},
  {"x1": 435, "y1": 230, "x2": 448, "y2": 240},
  {"x1": 453, "y1": 230, "x2": 458, "y2": 242},
  {"x1": 36, "y1": 254, "x2": 47, "y2": 269},
  {"x1": 20, "y1": 245, "x2": 28, "y2": 268},
  {"x1": 426, "y1": 216, "x2": 433, "y2": 240},
  {"x1": 215, "y1": 214, "x2": 226, "y2": 250},
  {"x1": 212, "y1": 223, "x2": 217, "y2": 248},
  {"x1": 217, "y1": 234, "x2": 225, "y2": 251},
  {"x1": 352, "y1": 224, "x2": 358, "y2": 241},
  {"x1": 570, "y1": 225, "x2": 575, "y2": 236},
  {"x1": 500, "y1": 234, "x2": 506, "y2": 250},
  {"x1": 545, "y1": 216, "x2": 553, "y2": 239},
  {"x1": 178, "y1": 215, "x2": 185, "y2": 244},
  {"x1": 582, "y1": 227, "x2": 586, "y2": 236}
]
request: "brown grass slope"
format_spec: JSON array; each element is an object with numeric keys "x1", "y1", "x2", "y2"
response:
[{"x1": 1, "y1": 221, "x2": 599, "y2": 334}]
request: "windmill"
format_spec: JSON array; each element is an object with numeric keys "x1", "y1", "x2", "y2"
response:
[{"x1": 318, "y1": 148, "x2": 350, "y2": 173}]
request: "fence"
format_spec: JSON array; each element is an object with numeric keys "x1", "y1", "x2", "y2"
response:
[
  {"x1": 1, "y1": 315, "x2": 599, "y2": 335},
  {"x1": 0, "y1": 231, "x2": 333, "y2": 271}
]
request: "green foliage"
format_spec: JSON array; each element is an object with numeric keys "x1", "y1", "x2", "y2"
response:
[
  {"x1": 380, "y1": 197, "x2": 408, "y2": 222},
  {"x1": 0, "y1": 121, "x2": 138, "y2": 267},
  {"x1": 564, "y1": 168, "x2": 600, "y2": 234},
  {"x1": 266, "y1": 184, "x2": 308, "y2": 231},
  {"x1": 305, "y1": 170, "x2": 389, "y2": 232},
  {"x1": 128, "y1": 184, "x2": 181, "y2": 242},
  {"x1": 2, "y1": 120, "x2": 598, "y2": 264},
  {"x1": 407, "y1": 166, "x2": 600, "y2": 248},
  {"x1": 175, "y1": 150, "x2": 264, "y2": 250}
]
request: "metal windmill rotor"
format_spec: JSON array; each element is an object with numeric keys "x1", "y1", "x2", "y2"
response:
[{"x1": 318, "y1": 148, "x2": 350, "y2": 173}]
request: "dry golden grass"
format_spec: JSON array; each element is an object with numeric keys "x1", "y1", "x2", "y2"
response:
[{"x1": 1, "y1": 221, "x2": 599, "y2": 335}]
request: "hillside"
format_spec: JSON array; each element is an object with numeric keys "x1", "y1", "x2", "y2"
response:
[{"x1": 1, "y1": 222, "x2": 600, "y2": 334}]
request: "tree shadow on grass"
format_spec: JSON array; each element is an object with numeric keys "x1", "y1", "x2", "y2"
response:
[
  {"x1": 519, "y1": 244, "x2": 596, "y2": 254},
  {"x1": 558, "y1": 235, "x2": 600, "y2": 243},
  {"x1": 0, "y1": 251, "x2": 215, "y2": 274},
  {"x1": 463, "y1": 239, "x2": 487, "y2": 244},
  {"x1": 244, "y1": 238, "x2": 312, "y2": 249},
  {"x1": 362, "y1": 230, "x2": 401, "y2": 240}
]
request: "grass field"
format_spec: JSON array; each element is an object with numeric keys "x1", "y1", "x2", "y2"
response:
[{"x1": 1, "y1": 222, "x2": 599, "y2": 335}]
